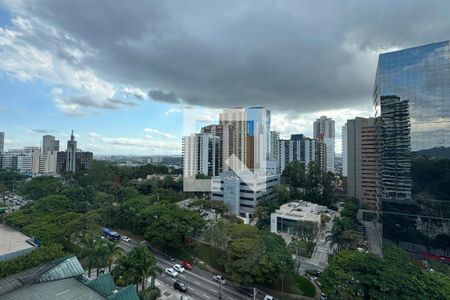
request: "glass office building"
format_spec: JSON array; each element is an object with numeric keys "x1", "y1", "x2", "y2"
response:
[
  {"x1": 374, "y1": 40, "x2": 450, "y2": 152},
  {"x1": 372, "y1": 41, "x2": 450, "y2": 251}
]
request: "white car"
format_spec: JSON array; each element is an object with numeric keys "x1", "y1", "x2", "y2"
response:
[
  {"x1": 264, "y1": 296, "x2": 274, "y2": 300},
  {"x1": 173, "y1": 264, "x2": 185, "y2": 273},
  {"x1": 213, "y1": 275, "x2": 226, "y2": 285},
  {"x1": 165, "y1": 268, "x2": 178, "y2": 278},
  {"x1": 120, "y1": 235, "x2": 131, "y2": 243}
]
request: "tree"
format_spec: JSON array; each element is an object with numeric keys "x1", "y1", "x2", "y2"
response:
[
  {"x1": 224, "y1": 224, "x2": 293, "y2": 285},
  {"x1": 282, "y1": 160, "x2": 305, "y2": 199},
  {"x1": 22, "y1": 176, "x2": 63, "y2": 200},
  {"x1": 0, "y1": 183, "x2": 8, "y2": 205},
  {"x1": 294, "y1": 221, "x2": 319, "y2": 255},
  {"x1": 104, "y1": 241, "x2": 124, "y2": 272},
  {"x1": 113, "y1": 245, "x2": 160, "y2": 292},
  {"x1": 434, "y1": 234, "x2": 450, "y2": 256},
  {"x1": 143, "y1": 203, "x2": 205, "y2": 249},
  {"x1": 321, "y1": 243, "x2": 450, "y2": 300},
  {"x1": 79, "y1": 233, "x2": 98, "y2": 278},
  {"x1": 0, "y1": 244, "x2": 65, "y2": 277}
]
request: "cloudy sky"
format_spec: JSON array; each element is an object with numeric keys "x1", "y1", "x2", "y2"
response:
[{"x1": 0, "y1": 0, "x2": 449, "y2": 155}]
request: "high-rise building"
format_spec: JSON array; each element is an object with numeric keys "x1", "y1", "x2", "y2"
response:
[
  {"x1": 66, "y1": 130, "x2": 77, "y2": 173},
  {"x1": 39, "y1": 152, "x2": 58, "y2": 174},
  {"x1": 201, "y1": 124, "x2": 225, "y2": 173},
  {"x1": 346, "y1": 117, "x2": 379, "y2": 201},
  {"x1": 270, "y1": 131, "x2": 280, "y2": 161},
  {"x1": 379, "y1": 96, "x2": 412, "y2": 204},
  {"x1": 374, "y1": 40, "x2": 450, "y2": 153},
  {"x1": 313, "y1": 116, "x2": 335, "y2": 172},
  {"x1": 17, "y1": 154, "x2": 32, "y2": 173},
  {"x1": 182, "y1": 133, "x2": 220, "y2": 177},
  {"x1": 0, "y1": 132, "x2": 4, "y2": 153},
  {"x1": 342, "y1": 125, "x2": 348, "y2": 177},
  {"x1": 76, "y1": 151, "x2": 93, "y2": 172},
  {"x1": 278, "y1": 135, "x2": 326, "y2": 174},
  {"x1": 219, "y1": 108, "x2": 247, "y2": 172},
  {"x1": 246, "y1": 106, "x2": 271, "y2": 170},
  {"x1": 361, "y1": 118, "x2": 382, "y2": 210},
  {"x1": 42, "y1": 135, "x2": 59, "y2": 153}
]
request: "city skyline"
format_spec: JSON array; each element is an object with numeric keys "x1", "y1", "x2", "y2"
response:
[{"x1": 2, "y1": 2, "x2": 449, "y2": 155}]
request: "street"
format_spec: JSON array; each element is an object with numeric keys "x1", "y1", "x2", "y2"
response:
[{"x1": 119, "y1": 240, "x2": 254, "y2": 300}]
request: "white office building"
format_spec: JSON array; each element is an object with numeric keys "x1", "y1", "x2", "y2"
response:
[
  {"x1": 211, "y1": 171, "x2": 279, "y2": 217},
  {"x1": 278, "y1": 135, "x2": 327, "y2": 174},
  {"x1": 182, "y1": 133, "x2": 220, "y2": 177},
  {"x1": 313, "y1": 116, "x2": 335, "y2": 172},
  {"x1": 270, "y1": 201, "x2": 327, "y2": 235}
]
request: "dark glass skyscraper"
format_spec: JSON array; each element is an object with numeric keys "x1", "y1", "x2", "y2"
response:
[
  {"x1": 374, "y1": 40, "x2": 450, "y2": 152},
  {"x1": 373, "y1": 41, "x2": 450, "y2": 252}
]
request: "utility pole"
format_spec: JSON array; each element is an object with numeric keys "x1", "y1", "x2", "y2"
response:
[
  {"x1": 219, "y1": 280, "x2": 222, "y2": 299},
  {"x1": 253, "y1": 287, "x2": 257, "y2": 300}
]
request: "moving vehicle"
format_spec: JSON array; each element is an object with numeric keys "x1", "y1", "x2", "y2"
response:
[
  {"x1": 173, "y1": 280, "x2": 188, "y2": 293},
  {"x1": 237, "y1": 286, "x2": 254, "y2": 297},
  {"x1": 173, "y1": 264, "x2": 185, "y2": 273},
  {"x1": 102, "y1": 227, "x2": 120, "y2": 241},
  {"x1": 213, "y1": 274, "x2": 226, "y2": 285},
  {"x1": 165, "y1": 268, "x2": 178, "y2": 278},
  {"x1": 264, "y1": 296, "x2": 274, "y2": 300},
  {"x1": 120, "y1": 235, "x2": 131, "y2": 243},
  {"x1": 320, "y1": 292, "x2": 328, "y2": 300},
  {"x1": 165, "y1": 253, "x2": 176, "y2": 262},
  {"x1": 181, "y1": 260, "x2": 193, "y2": 270}
]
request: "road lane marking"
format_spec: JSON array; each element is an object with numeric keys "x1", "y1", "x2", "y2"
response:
[{"x1": 202, "y1": 294, "x2": 211, "y2": 299}]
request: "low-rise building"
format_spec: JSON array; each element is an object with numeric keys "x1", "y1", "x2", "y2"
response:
[
  {"x1": 211, "y1": 171, "x2": 279, "y2": 217},
  {"x1": 0, "y1": 223, "x2": 38, "y2": 262},
  {"x1": 270, "y1": 201, "x2": 327, "y2": 235}
]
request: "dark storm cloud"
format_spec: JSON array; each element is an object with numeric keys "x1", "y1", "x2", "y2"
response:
[
  {"x1": 4, "y1": 0, "x2": 450, "y2": 113},
  {"x1": 148, "y1": 89, "x2": 180, "y2": 103}
]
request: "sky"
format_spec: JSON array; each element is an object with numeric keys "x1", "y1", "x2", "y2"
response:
[{"x1": 0, "y1": 1, "x2": 449, "y2": 155}]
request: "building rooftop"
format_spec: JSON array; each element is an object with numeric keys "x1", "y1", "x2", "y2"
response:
[
  {"x1": 0, "y1": 223, "x2": 36, "y2": 259},
  {"x1": 273, "y1": 201, "x2": 326, "y2": 223}
]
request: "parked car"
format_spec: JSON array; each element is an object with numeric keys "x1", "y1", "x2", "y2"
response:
[
  {"x1": 237, "y1": 286, "x2": 254, "y2": 297},
  {"x1": 213, "y1": 274, "x2": 226, "y2": 285},
  {"x1": 120, "y1": 235, "x2": 131, "y2": 243},
  {"x1": 165, "y1": 268, "x2": 178, "y2": 278},
  {"x1": 181, "y1": 260, "x2": 193, "y2": 270},
  {"x1": 264, "y1": 295, "x2": 274, "y2": 300},
  {"x1": 174, "y1": 280, "x2": 188, "y2": 293},
  {"x1": 173, "y1": 264, "x2": 185, "y2": 273},
  {"x1": 320, "y1": 292, "x2": 328, "y2": 300}
]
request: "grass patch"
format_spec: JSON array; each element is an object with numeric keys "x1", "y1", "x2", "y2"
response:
[
  {"x1": 268, "y1": 273, "x2": 316, "y2": 298},
  {"x1": 293, "y1": 274, "x2": 316, "y2": 297},
  {"x1": 190, "y1": 242, "x2": 225, "y2": 272}
]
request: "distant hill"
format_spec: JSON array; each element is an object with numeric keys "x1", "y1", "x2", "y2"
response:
[{"x1": 414, "y1": 147, "x2": 450, "y2": 159}]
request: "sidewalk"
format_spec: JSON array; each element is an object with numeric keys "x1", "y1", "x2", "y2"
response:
[{"x1": 153, "y1": 278, "x2": 194, "y2": 300}]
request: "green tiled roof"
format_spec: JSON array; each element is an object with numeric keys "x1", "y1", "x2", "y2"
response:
[
  {"x1": 86, "y1": 273, "x2": 117, "y2": 298},
  {"x1": 107, "y1": 285, "x2": 140, "y2": 300}
]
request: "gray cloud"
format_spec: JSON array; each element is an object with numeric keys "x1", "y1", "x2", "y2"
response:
[
  {"x1": 3, "y1": 0, "x2": 450, "y2": 113},
  {"x1": 66, "y1": 95, "x2": 137, "y2": 110},
  {"x1": 148, "y1": 89, "x2": 179, "y2": 103}
]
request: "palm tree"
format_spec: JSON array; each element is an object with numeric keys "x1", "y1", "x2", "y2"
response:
[
  {"x1": 113, "y1": 245, "x2": 161, "y2": 292},
  {"x1": 105, "y1": 241, "x2": 124, "y2": 272},
  {"x1": 79, "y1": 233, "x2": 97, "y2": 277},
  {"x1": 93, "y1": 239, "x2": 108, "y2": 277},
  {"x1": 133, "y1": 245, "x2": 161, "y2": 290}
]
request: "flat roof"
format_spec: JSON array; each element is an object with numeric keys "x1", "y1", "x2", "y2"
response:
[{"x1": 0, "y1": 223, "x2": 35, "y2": 257}]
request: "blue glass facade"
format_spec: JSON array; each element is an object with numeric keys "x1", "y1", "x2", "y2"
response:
[{"x1": 374, "y1": 40, "x2": 450, "y2": 152}]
